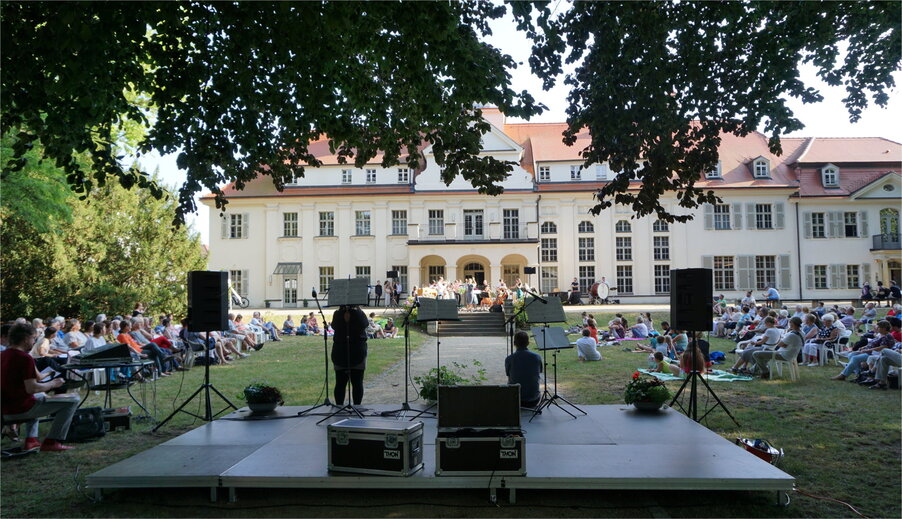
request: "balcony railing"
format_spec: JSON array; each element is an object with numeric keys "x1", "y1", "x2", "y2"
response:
[{"x1": 872, "y1": 233, "x2": 901, "y2": 250}]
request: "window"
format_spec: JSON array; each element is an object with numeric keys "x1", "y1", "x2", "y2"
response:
[
  {"x1": 463, "y1": 209, "x2": 484, "y2": 238},
  {"x1": 846, "y1": 265, "x2": 860, "y2": 289},
  {"x1": 397, "y1": 168, "x2": 410, "y2": 183},
  {"x1": 428, "y1": 210, "x2": 444, "y2": 235},
  {"x1": 616, "y1": 265, "x2": 633, "y2": 294},
  {"x1": 753, "y1": 159, "x2": 769, "y2": 178},
  {"x1": 755, "y1": 256, "x2": 777, "y2": 290},
  {"x1": 654, "y1": 265, "x2": 671, "y2": 294},
  {"x1": 706, "y1": 161, "x2": 722, "y2": 179},
  {"x1": 355, "y1": 266, "x2": 371, "y2": 284},
  {"x1": 341, "y1": 169, "x2": 352, "y2": 184},
  {"x1": 283, "y1": 212, "x2": 298, "y2": 237},
  {"x1": 541, "y1": 221, "x2": 557, "y2": 234},
  {"x1": 428, "y1": 265, "x2": 445, "y2": 282},
  {"x1": 365, "y1": 169, "x2": 377, "y2": 184},
  {"x1": 390, "y1": 266, "x2": 408, "y2": 290},
  {"x1": 391, "y1": 210, "x2": 407, "y2": 235},
  {"x1": 822, "y1": 166, "x2": 839, "y2": 187},
  {"x1": 503, "y1": 209, "x2": 520, "y2": 239},
  {"x1": 578, "y1": 237, "x2": 595, "y2": 261},
  {"x1": 578, "y1": 221, "x2": 594, "y2": 233},
  {"x1": 755, "y1": 204, "x2": 773, "y2": 230},
  {"x1": 714, "y1": 204, "x2": 731, "y2": 230},
  {"x1": 540, "y1": 238, "x2": 558, "y2": 262},
  {"x1": 595, "y1": 163, "x2": 609, "y2": 180},
  {"x1": 355, "y1": 210, "x2": 371, "y2": 236},
  {"x1": 616, "y1": 237, "x2": 632, "y2": 261},
  {"x1": 811, "y1": 212, "x2": 826, "y2": 238},
  {"x1": 319, "y1": 266, "x2": 334, "y2": 293},
  {"x1": 713, "y1": 256, "x2": 734, "y2": 291},
  {"x1": 502, "y1": 265, "x2": 519, "y2": 287},
  {"x1": 813, "y1": 265, "x2": 828, "y2": 289},
  {"x1": 319, "y1": 211, "x2": 334, "y2": 236},
  {"x1": 283, "y1": 278, "x2": 298, "y2": 304},
  {"x1": 844, "y1": 212, "x2": 858, "y2": 237},
  {"x1": 653, "y1": 219, "x2": 669, "y2": 233},
  {"x1": 540, "y1": 266, "x2": 558, "y2": 293},
  {"x1": 570, "y1": 166, "x2": 581, "y2": 181},
  {"x1": 578, "y1": 266, "x2": 595, "y2": 293},
  {"x1": 615, "y1": 220, "x2": 631, "y2": 233},
  {"x1": 538, "y1": 166, "x2": 550, "y2": 182},
  {"x1": 229, "y1": 270, "x2": 246, "y2": 296},
  {"x1": 229, "y1": 213, "x2": 244, "y2": 239},
  {"x1": 653, "y1": 236, "x2": 669, "y2": 261}
]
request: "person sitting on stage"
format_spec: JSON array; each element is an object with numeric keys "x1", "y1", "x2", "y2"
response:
[
  {"x1": 308, "y1": 312, "x2": 321, "y2": 335},
  {"x1": 505, "y1": 331, "x2": 543, "y2": 408},
  {"x1": 331, "y1": 305, "x2": 369, "y2": 406},
  {"x1": 1, "y1": 323, "x2": 79, "y2": 452},
  {"x1": 575, "y1": 328, "x2": 601, "y2": 361},
  {"x1": 383, "y1": 318, "x2": 398, "y2": 338},
  {"x1": 651, "y1": 351, "x2": 679, "y2": 376},
  {"x1": 282, "y1": 315, "x2": 296, "y2": 335}
]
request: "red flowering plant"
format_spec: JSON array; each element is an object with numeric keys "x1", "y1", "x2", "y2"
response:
[{"x1": 623, "y1": 371, "x2": 671, "y2": 405}]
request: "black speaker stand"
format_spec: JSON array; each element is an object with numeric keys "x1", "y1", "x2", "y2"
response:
[
  {"x1": 153, "y1": 332, "x2": 236, "y2": 431},
  {"x1": 669, "y1": 334, "x2": 740, "y2": 427}
]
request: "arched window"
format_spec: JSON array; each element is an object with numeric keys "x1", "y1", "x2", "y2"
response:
[
  {"x1": 653, "y1": 219, "x2": 669, "y2": 233},
  {"x1": 615, "y1": 220, "x2": 631, "y2": 233},
  {"x1": 821, "y1": 164, "x2": 839, "y2": 187},
  {"x1": 753, "y1": 158, "x2": 770, "y2": 178},
  {"x1": 541, "y1": 221, "x2": 557, "y2": 234},
  {"x1": 578, "y1": 221, "x2": 594, "y2": 233}
]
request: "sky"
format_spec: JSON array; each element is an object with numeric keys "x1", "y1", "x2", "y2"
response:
[{"x1": 148, "y1": 11, "x2": 901, "y2": 246}]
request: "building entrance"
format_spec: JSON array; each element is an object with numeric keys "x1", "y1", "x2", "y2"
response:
[{"x1": 463, "y1": 262, "x2": 486, "y2": 286}]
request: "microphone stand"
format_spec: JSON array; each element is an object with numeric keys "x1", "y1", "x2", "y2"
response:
[
  {"x1": 382, "y1": 301, "x2": 431, "y2": 417},
  {"x1": 317, "y1": 305, "x2": 365, "y2": 425},
  {"x1": 298, "y1": 289, "x2": 336, "y2": 417}
]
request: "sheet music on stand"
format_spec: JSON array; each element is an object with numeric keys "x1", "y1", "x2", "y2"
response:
[
  {"x1": 524, "y1": 297, "x2": 567, "y2": 324},
  {"x1": 530, "y1": 326, "x2": 572, "y2": 350},
  {"x1": 416, "y1": 298, "x2": 461, "y2": 321},
  {"x1": 326, "y1": 278, "x2": 369, "y2": 307}
]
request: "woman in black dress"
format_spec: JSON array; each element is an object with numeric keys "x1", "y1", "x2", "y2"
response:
[{"x1": 330, "y1": 305, "x2": 369, "y2": 405}]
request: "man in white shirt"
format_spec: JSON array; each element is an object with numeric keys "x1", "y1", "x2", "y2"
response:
[
  {"x1": 575, "y1": 329, "x2": 601, "y2": 361},
  {"x1": 730, "y1": 316, "x2": 781, "y2": 373}
]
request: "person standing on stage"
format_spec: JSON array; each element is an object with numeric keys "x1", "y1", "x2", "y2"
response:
[
  {"x1": 505, "y1": 331, "x2": 543, "y2": 408},
  {"x1": 330, "y1": 305, "x2": 369, "y2": 405}
]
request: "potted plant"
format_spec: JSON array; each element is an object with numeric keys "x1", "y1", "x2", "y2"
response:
[
  {"x1": 623, "y1": 371, "x2": 670, "y2": 411},
  {"x1": 413, "y1": 361, "x2": 486, "y2": 403},
  {"x1": 240, "y1": 381, "x2": 284, "y2": 414}
]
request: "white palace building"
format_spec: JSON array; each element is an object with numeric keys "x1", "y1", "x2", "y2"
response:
[{"x1": 202, "y1": 108, "x2": 902, "y2": 307}]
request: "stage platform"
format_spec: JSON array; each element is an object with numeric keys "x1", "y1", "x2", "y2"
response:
[{"x1": 87, "y1": 404, "x2": 794, "y2": 503}]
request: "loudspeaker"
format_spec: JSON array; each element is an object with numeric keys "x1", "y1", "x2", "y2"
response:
[
  {"x1": 670, "y1": 268, "x2": 713, "y2": 331},
  {"x1": 386, "y1": 270, "x2": 399, "y2": 278},
  {"x1": 523, "y1": 267, "x2": 537, "y2": 274},
  {"x1": 187, "y1": 271, "x2": 229, "y2": 332}
]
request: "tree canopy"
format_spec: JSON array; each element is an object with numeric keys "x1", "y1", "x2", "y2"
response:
[{"x1": 2, "y1": 1, "x2": 899, "y2": 223}]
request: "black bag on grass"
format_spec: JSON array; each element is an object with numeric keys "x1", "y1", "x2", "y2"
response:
[{"x1": 64, "y1": 407, "x2": 105, "y2": 442}]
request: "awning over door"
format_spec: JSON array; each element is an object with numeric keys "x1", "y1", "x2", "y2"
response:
[{"x1": 273, "y1": 262, "x2": 302, "y2": 275}]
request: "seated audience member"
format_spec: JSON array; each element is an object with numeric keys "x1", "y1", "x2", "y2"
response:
[
  {"x1": 831, "y1": 320, "x2": 895, "y2": 382},
  {"x1": 609, "y1": 318, "x2": 625, "y2": 339},
  {"x1": 791, "y1": 305, "x2": 805, "y2": 320},
  {"x1": 775, "y1": 309, "x2": 790, "y2": 329},
  {"x1": 801, "y1": 314, "x2": 840, "y2": 366},
  {"x1": 762, "y1": 285, "x2": 781, "y2": 304},
  {"x1": 29, "y1": 327, "x2": 67, "y2": 374},
  {"x1": 861, "y1": 282, "x2": 873, "y2": 301},
  {"x1": 383, "y1": 318, "x2": 398, "y2": 338},
  {"x1": 586, "y1": 318, "x2": 599, "y2": 343},
  {"x1": 813, "y1": 301, "x2": 826, "y2": 317},
  {"x1": 888, "y1": 304, "x2": 901, "y2": 318},
  {"x1": 83, "y1": 323, "x2": 107, "y2": 352},
  {"x1": 658, "y1": 320, "x2": 674, "y2": 338},
  {"x1": 672, "y1": 330, "x2": 689, "y2": 354},
  {"x1": 713, "y1": 294, "x2": 727, "y2": 315},
  {"x1": 251, "y1": 312, "x2": 282, "y2": 341},
  {"x1": 802, "y1": 313, "x2": 821, "y2": 341},
  {"x1": 889, "y1": 280, "x2": 902, "y2": 305},
  {"x1": 680, "y1": 343, "x2": 707, "y2": 376},
  {"x1": 505, "y1": 331, "x2": 543, "y2": 408},
  {"x1": 644, "y1": 312, "x2": 656, "y2": 334},
  {"x1": 740, "y1": 291, "x2": 756, "y2": 307},
  {"x1": 227, "y1": 314, "x2": 257, "y2": 351},
  {"x1": 729, "y1": 316, "x2": 780, "y2": 373},
  {"x1": 298, "y1": 316, "x2": 309, "y2": 336},
  {"x1": 1, "y1": 323, "x2": 79, "y2": 452},
  {"x1": 630, "y1": 315, "x2": 649, "y2": 339},
  {"x1": 752, "y1": 316, "x2": 805, "y2": 378},
  {"x1": 208, "y1": 330, "x2": 248, "y2": 362},
  {"x1": 839, "y1": 307, "x2": 857, "y2": 330},
  {"x1": 651, "y1": 351, "x2": 680, "y2": 376},
  {"x1": 856, "y1": 303, "x2": 877, "y2": 333},
  {"x1": 117, "y1": 321, "x2": 170, "y2": 376},
  {"x1": 62, "y1": 319, "x2": 88, "y2": 352},
  {"x1": 308, "y1": 313, "x2": 321, "y2": 335},
  {"x1": 637, "y1": 334, "x2": 675, "y2": 357},
  {"x1": 282, "y1": 316, "x2": 297, "y2": 335},
  {"x1": 581, "y1": 312, "x2": 589, "y2": 327},
  {"x1": 715, "y1": 307, "x2": 737, "y2": 338},
  {"x1": 575, "y1": 329, "x2": 601, "y2": 361},
  {"x1": 875, "y1": 281, "x2": 890, "y2": 301},
  {"x1": 366, "y1": 313, "x2": 385, "y2": 339}
]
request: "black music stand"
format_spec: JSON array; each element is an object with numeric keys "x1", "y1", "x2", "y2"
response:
[
  {"x1": 316, "y1": 278, "x2": 369, "y2": 425},
  {"x1": 529, "y1": 325, "x2": 586, "y2": 421},
  {"x1": 408, "y1": 298, "x2": 460, "y2": 420},
  {"x1": 297, "y1": 287, "x2": 335, "y2": 418},
  {"x1": 505, "y1": 293, "x2": 544, "y2": 356}
]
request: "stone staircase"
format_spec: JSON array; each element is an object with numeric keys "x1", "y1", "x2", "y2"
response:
[{"x1": 437, "y1": 311, "x2": 507, "y2": 337}]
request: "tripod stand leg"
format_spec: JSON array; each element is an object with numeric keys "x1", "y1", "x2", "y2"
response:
[
  {"x1": 552, "y1": 394, "x2": 587, "y2": 415},
  {"x1": 153, "y1": 384, "x2": 205, "y2": 432},
  {"x1": 694, "y1": 374, "x2": 741, "y2": 427}
]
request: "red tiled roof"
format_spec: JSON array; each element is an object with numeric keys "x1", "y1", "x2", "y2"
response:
[
  {"x1": 798, "y1": 169, "x2": 900, "y2": 197},
  {"x1": 796, "y1": 137, "x2": 902, "y2": 164}
]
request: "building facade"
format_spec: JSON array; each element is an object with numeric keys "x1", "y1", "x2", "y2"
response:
[{"x1": 202, "y1": 109, "x2": 901, "y2": 306}]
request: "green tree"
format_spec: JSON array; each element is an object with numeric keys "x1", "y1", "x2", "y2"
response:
[{"x1": 2, "y1": 2, "x2": 898, "y2": 223}]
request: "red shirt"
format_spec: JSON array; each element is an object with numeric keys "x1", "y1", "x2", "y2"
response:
[
  {"x1": 891, "y1": 330, "x2": 902, "y2": 342},
  {"x1": 1, "y1": 348, "x2": 38, "y2": 415}
]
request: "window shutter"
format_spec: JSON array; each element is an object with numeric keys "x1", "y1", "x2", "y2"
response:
[
  {"x1": 736, "y1": 255, "x2": 753, "y2": 290},
  {"x1": 703, "y1": 205, "x2": 714, "y2": 230},
  {"x1": 803, "y1": 212, "x2": 812, "y2": 239},
  {"x1": 242, "y1": 269, "x2": 249, "y2": 297},
  {"x1": 805, "y1": 265, "x2": 814, "y2": 290},
  {"x1": 859, "y1": 211, "x2": 869, "y2": 236},
  {"x1": 731, "y1": 203, "x2": 743, "y2": 230},
  {"x1": 860, "y1": 263, "x2": 871, "y2": 286},
  {"x1": 774, "y1": 203, "x2": 785, "y2": 229},
  {"x1": 241, "y1": 213, "x2": 249, "y2": 239},
  {"x1": 745, "y1": 203, "x2": 756, "y2": 229},
  {"x1": 829, "y1": 264, "x2": 844, "y2": 289},
  {"x1": 779, "y1": 255, "x2": 791, "y2": 290},
  {"x1": 828, "y1": 211, "x2": 843, "y2": 238},
  {"x1": 221, "y1": 215, "x2": 229, "y2": 239},
  {"x1": 702, "y1": 255, "x2": 714, "y2": 270}
]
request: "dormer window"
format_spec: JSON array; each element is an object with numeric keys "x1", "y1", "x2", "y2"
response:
[
  {"x1": 705, "y1": 161, "x2": 722, "y2": 179},
  {"x1": 821, "y1": 164, "x2": 839, "y2": 187},
  {"x1": 753, "y1": 158, "x2": 770, "y2": 178}
]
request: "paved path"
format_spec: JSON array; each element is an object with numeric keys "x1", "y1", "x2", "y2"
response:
[{"x1": 364, "y1": 336, "x2": 511, "y2": 404}]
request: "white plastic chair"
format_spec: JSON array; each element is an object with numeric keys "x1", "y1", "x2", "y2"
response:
[
  {"x1": 820, "y1": 329, "x2": 853, "y2": 366},
  {"x1": 769, "y1": 350, "x2": 800, "y2": 381}
]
